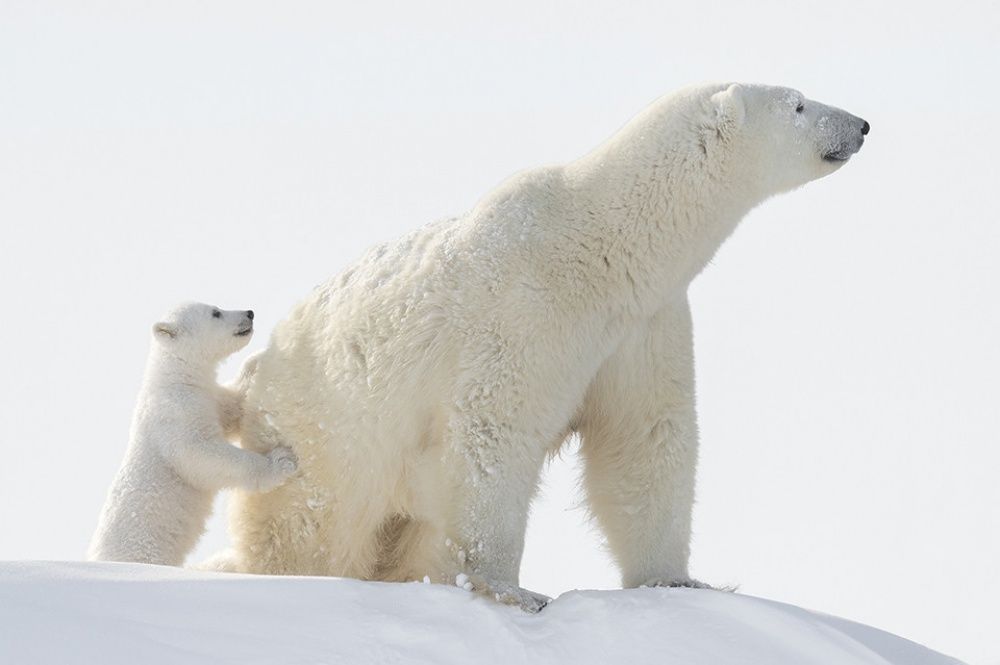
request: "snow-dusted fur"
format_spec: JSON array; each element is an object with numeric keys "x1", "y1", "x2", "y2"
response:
[
  {"x1": 89, "y1": 303, "x2": 298, "y2": 566},
  {"x1": 229, "y1": 83, "x2": 868, "y2": 609}
]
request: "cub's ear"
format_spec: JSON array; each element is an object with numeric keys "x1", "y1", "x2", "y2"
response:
[
  {"x1": 153, "y1": 322, "x2": 178, "y2": 340},
  {"x1": 711, "y1": 83, "x2": 745, "y2": 130}
]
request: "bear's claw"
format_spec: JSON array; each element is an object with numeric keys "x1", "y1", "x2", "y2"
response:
[
  {"x1": 641, "y1": 577, "x2": 736, "y2": 592},
  {"x1": 463, "y1": 575, "x2": 552, "y2": 613}
]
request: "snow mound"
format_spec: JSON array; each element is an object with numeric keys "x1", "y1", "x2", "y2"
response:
[{"x1": 0, "y1": 561, "x2": 962, "y2": 665}]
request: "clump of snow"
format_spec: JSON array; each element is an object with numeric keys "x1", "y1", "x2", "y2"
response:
[
  {"x1": 0, "y1": 561, "x2": 962, "y2": 665},
  {"x1": 454, "y1": 571, "x2": 473, "y2": 591}
]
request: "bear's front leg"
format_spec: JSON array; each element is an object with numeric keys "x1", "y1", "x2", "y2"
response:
[
  {"x1": 216, "y1": 351, "x2": 262, "y2": 440},
  {"x1": 443, "y1": 411, "x2": 551, "y2": 613},
  {"x1": 165, "y1": 436, "x2": 298, "y2": 494},
  {"x1": 578, "y1": 297, "x2": 706, "y2": 589}
]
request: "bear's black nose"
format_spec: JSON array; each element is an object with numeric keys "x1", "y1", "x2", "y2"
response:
[
  {"x1": 247, "y1": 310, "x2": 254, "y2": 320},
  {"x1": 861, "y1": 120, "x2": 870, "y2": 135}
]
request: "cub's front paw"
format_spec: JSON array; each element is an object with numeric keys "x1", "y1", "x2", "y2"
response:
[
  {"x1": 235, "y1": 351, "x2": 262, "y2": 393},
  {"x1": 267, "y1": 446, "x2": 298, "y2": 473},
  {"x1": 255, "y1": 446, "x2": 298, "y2": 491}
]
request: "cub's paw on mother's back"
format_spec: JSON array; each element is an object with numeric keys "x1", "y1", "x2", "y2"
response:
[{"x1": 254, "y1": 446, "x2": 298, "y2": 492}]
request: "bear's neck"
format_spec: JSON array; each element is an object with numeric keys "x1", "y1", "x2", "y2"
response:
[
  {"x1": 145, "y1": 348, "x2": 219, "y2": 390},
  {"x1": 563, "y1": 139, "x2": 759, "y2": 318}
]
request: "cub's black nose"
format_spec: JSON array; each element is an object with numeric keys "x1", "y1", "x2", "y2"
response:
[
  {"x1": 247, "y1": 310, "x2": 254, "y2": 320},
  {"x1": 861, "y1": 120, "x2": 870, "y2": 135}
]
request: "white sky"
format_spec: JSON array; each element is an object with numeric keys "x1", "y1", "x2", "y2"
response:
[{"x1": 1, "y1": 1, "x2": 997, "y2": 663}]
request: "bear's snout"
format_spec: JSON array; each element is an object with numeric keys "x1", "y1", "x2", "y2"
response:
[
  {"x1": 234, "y1": 310, "x2": 255, "y2": 337},
  {"x1": 821, "y1": 113, "x2": 868, "y2": 162}
]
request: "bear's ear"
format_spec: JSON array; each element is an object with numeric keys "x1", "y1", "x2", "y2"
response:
[
  {"x1": 711, "y1": 84, "x2": 746, "y2": 130},
  {"x1": 153, "y1": 321, "x2": 178, "y2": 340}
]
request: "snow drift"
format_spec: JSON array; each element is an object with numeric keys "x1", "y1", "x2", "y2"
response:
[{"x1": 0, "y1": 561, "x2": 962, "y2": 664}]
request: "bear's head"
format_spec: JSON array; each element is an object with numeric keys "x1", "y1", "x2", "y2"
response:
[
  {"x1": 709, "y1": 83, "x2": 869, "y2": 195},
  {"x1": 152, "y1": 302, "x2": 254, "y2": 364}
]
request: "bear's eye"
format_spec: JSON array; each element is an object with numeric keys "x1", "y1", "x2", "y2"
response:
[
  {"x1": 795, "y1": 103, "x2": 805, "y2": 113},
  {"x1": 212, "y1": 309, "x2": 222, "y2": 319}
]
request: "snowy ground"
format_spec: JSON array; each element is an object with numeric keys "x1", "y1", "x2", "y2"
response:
[{"x1": 0, "y1": 561, "x2": 963, "y2": 665}]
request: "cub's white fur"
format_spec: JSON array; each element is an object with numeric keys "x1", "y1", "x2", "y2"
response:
[
  {"x1": 228, "y1": 83, "x2": 867, "y2": 609},
  {"x1": 89, "y1": 303, "x2": 298, "y2": 566}
]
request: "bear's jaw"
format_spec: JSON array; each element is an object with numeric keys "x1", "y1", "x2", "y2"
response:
[{"x1": 821, "y1": 150, "x2": 853, "y2": 162}]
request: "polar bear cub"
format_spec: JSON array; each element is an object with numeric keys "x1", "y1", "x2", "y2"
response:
[{"x1": 88, "y1": 302, "x2": 298, "y2": 566}]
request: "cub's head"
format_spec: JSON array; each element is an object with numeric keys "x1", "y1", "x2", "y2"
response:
[
  {"x1": 152, "y1": 302, "x2": 254, "y2": 362},
  {"x1": 709, "y1": 83, "x2": 868, "y2": 195}
]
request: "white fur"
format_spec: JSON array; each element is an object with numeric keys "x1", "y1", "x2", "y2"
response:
[
  {"x1": 228, "y1": 83, "x2": 867, "y2": 609},
  {"x1": 89, "y1": 303, "x2": 298, "y2": 566}
]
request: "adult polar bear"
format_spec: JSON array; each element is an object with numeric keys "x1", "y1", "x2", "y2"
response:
[{"x1": 229, "y1": 83, "x2": 868, "y2": 610}]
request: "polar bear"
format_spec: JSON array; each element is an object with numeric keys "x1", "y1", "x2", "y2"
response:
[
  {"x1": 89, "y1": 303, "x2": 298, "y2": 566},
  {"x1": 229, "y1": 83, "x2": 868, "y2": 609}
]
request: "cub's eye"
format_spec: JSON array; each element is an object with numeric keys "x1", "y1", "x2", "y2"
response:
[
  {"x1": 795, "y1": 103, "x2": 805, "y2": 113},
  {"x1": 212, "y1": 309, "x2": 222, "y2": 319}
]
